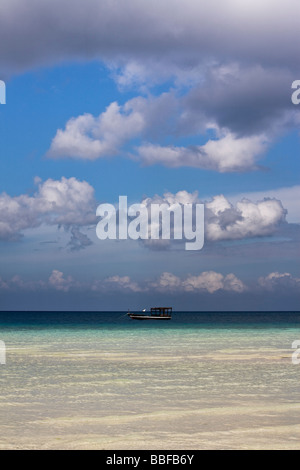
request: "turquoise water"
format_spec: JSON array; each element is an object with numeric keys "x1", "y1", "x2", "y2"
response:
[{"x1": 0, "y1": 311, "x2": 299, "y2": 449}]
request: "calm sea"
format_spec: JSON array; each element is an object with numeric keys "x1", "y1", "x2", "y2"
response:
[{"x1": 0, "y1": 311, "x2": 299, "y2": 449}]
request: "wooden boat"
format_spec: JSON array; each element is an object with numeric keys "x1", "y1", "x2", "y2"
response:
[{"x1": 127, "y1": 307, "x2": 172, "y2": 320}]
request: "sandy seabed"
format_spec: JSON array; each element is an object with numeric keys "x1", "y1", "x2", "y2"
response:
[{"x1": 1, "y1": 317, "x2": 299, "y2": 450}]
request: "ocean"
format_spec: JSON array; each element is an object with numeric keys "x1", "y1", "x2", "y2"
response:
[{"x1": 0, "y1": 311, "x2": 299, "y2": 450}]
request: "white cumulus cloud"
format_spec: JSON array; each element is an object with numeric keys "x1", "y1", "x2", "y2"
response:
[
  {"x1": 151, "y1": 271, "x2": 247, "y2": 294},
  {"x1": 103, "y1": 275, "x2": 143, "y2": 293},
  {"x1": 136, "y1": 132, "x2": 268, "y2": 172},
  {"x1": 140, "y1": 190, "x2": 287, "y2": 246},
  {"x1": 205, "y1": 195, "x2": 287, "y2": 241},
  {"x1": 0, "y1": 177, "x2": 97, "y2": 241},
  {"x1": 48, "y1": 101, "x2": 145, "y2": 160},
  {"x1": 49, "y1": 270, "x2": 76, "y2": 292},
  {"x1": 258, "y1": 272, "x2": 300, "y2": 291}
]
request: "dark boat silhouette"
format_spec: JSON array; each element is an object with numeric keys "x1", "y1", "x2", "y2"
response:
[{"x1": 127, "y1": 307, "x2": 172, "y2": 320}]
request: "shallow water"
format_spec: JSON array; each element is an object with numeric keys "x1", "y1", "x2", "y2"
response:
[{"x1": 0, "y1": 311, "x2": 299, "y2": 449}]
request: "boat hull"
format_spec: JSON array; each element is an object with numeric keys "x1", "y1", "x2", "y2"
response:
[{"x1": 127, "y1": 314, "x2": 171, "y2": 320}]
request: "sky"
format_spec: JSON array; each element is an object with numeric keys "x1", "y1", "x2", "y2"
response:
[{"x1": 0, "y1": 0, "x2": 299, "y2": 311}]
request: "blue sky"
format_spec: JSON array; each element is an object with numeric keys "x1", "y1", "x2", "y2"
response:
[{"x1": 0, "y1": 0, "x2": 299, "y2": 310}]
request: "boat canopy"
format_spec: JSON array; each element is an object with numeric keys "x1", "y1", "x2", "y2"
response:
[{"x1": 150, "y1": 307, "x2": 172, "y2": 317}]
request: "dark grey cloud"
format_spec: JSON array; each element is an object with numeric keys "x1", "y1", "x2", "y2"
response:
[
  {"x1": 67, "y1": 226, "x2": 93, "y2": 251},
  {"x1": 1, "y1": 0, "x2": 300, "y2": 76},
  {"x1": 182, "y1": 65, "x2": 299, "y2": 137}
]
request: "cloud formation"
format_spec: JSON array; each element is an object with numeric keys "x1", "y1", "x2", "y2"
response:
[
  {"x1": 1, "y1": 0, "x2": 299, "y2": 75},
  {"x1": 258, "y1": 272, "x2": 300, "y2": 291},
  {"x1": 205, "y1": 195, "x2": 287, "y2": 241},
  {"x1": 103, "y1": 275, "x2": 143, "y2": 293},
  {"x1": 48, "y1": 101, "x2": 146, "y2": 160},
  {"x1": 136, "y1": 133, "x2": 268, "y2": 172},
  {"x1": 229, "y1": 185, "x2": 300, "y2": 223},
  {"x1": 140, "y1": 190, "x2": 287, "y2": 245},
  {"x1": 0, "y1": 177, "x2": 97, "y2": 241},
  {"x1": 0, "y1": 182, "x2": 288, "y2": 249},
  {"x1": 2, "y1": 1, "x2": 300, "y2": 172},
  {"x1": 46, "y1": 75, "x2": 297, "y2": 171},
  {"x1": 67, "y1": 226, "x2": 93, "y2": 251},
  {"x1": 1, "y1": 269, "x2": 299, "y2": 297},
  {"x1": 151, "y1": 271, "x2": 247, "y2": 293},
  {"x1": 49, "y1": 270, "x2": 76, "y2": 292},
  {"x1": 0, "y1": 269, "x2": 246, "y2": 294}
]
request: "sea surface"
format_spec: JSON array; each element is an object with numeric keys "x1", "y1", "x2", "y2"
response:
[{"x1": 0, "y1": 311, "x2": 299, "y2": 450}]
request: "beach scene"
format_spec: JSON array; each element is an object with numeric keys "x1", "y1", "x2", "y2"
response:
[
  {"x1": 0, "y1": 311, "x2": 299, "y2": 450},
  {"x1": 1, "y1": 0, "x2": 300, "y2": 451}
]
